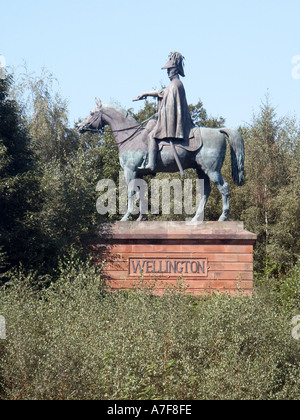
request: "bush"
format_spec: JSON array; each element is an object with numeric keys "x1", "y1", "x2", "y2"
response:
[
  {"x1": 277, "y1": 260, "x2": 300, "y2": 313},
  {"x1": 0, "y1": 256, "x2": 299, "y2": 400}
]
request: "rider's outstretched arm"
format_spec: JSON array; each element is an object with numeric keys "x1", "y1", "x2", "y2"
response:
[{"x1": 133, "y1": 91, "x2": 160, "y2": 101}]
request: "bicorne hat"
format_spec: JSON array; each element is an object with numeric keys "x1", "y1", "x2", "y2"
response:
[{"x1": 162, "y1": 52, "x2": 185, "y2": 77}]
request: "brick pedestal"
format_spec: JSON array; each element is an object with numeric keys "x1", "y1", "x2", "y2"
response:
[{"x1": 88, "y1": 221, "x2": 257, "y2": 296}]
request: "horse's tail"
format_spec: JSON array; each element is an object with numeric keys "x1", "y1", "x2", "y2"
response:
[{"x1": 220, "y1": 128, "x2": 245, "y2": 186}]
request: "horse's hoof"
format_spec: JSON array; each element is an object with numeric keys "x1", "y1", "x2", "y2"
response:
[{"x1": 191, "y1": 217, "x2": 202, "y2": 223}]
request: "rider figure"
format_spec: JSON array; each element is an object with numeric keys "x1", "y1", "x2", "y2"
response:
[{"x1": 135, "y1": 52, "x2": 194, "y2": 171}]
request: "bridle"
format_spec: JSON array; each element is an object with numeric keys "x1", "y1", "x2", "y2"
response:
[{"x1": 81, "y1": 109, "x2": 156, "y2": 145}]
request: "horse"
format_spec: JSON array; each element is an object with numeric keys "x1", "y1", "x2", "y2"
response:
[{"x1": 77, "y1": 100, "x2": 244, "y2": 222}]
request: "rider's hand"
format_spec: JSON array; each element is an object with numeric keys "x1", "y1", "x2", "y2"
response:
[{"x1": 133, "y1": 94, "x2": 149, "y2": 102}]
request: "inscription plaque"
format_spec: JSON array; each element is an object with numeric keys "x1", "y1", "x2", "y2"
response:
[
  {"x1": 90, "y1": 221, "x2": 257, "y2": 295},
  {"x1": 129, "y1": 258, "x2": 208, "y2": 277}
]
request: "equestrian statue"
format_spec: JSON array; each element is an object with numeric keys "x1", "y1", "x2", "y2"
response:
[{"x1": 77, "y1": 52, "x2": 245, "y2": 222}]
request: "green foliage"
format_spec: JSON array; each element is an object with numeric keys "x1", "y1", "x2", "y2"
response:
[
  {"x1": 1, "y1": 71, "x2": 300, "y2": 400},
  {"x1": 27, "y1": 147, "x2": 101, "y2": 269},
  {"x1": 0, "y1": 260, "x2": 299, "y2": 400},
  {"x1": 131, "y1": 99, "x2": 157, "y2": 125},
  {"x1": 277, "y1": 260, "x2": 300, "y2": 313},
  {"x1": 0, "y1": 75, "x2": 40, "y2": 274},
  {"x1": 220, "y1": 96, "x2": 300, "y2": 274},
  {"x1": 3, "y1": 70, "x2": 111, "y2": 274},
  {"x1": 12, "y1": 66, "x2": 78, "y2": 165},
  {"x1": 1, "y1": 69, "x2": 299, "y2": 281},
  {"x1": 189, "y1": 99, "x2": 226, "y2": 128}
]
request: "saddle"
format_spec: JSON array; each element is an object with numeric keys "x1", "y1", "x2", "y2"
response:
[{"x1": 157, "y1": 127, "x2": 202, "y2": 152}]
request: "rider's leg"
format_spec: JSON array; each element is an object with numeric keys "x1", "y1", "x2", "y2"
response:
[
  {"x1": 145, "y1": 136, "x2": 158, "y2": 171},
  {"x1": 138, "y1": 120, "x2": 157, "y2": 170}
]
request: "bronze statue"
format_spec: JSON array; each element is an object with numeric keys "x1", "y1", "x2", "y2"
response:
[
  {"x1": 77, "y1": 53, "x2": 245, "y2": 222},
  {"x1": 133, "y1": 52, "x2": 194, "y2": 173}
]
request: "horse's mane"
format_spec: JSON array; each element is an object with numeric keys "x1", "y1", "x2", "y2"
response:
[{"x1": 103, "y1": 102, "x2": 138, "y2": 125}]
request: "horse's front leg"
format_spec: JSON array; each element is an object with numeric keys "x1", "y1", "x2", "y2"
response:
[
  {"x1": 121, "y1": 168, "x2": 138, "y2": 222},
  {"x1": 134, "y1": 186, "x2": 147, "y2": 221}
]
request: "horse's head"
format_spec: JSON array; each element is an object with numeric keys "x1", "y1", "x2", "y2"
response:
[{"x1": 76, "y1": 99, "x2": 104, "y2": 133}]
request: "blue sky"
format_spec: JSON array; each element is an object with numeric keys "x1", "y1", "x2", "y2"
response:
[{"x1": 1, "y1": 0, "x2": 300, "y2": 128}]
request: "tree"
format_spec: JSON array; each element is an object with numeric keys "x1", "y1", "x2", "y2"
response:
[
  {"x1": 12, "y1": 67, "x2": 78, "y2": 165},
  {"x1": 268, "y1": 117, "x2": 300, "y2": 271},
  {"x1": 13, "y1": 69, "x2": 107, "y2": 271},
  {"x1": 0, "y1": 74, "x2": 39, "y2": 274},
  {"x1": 3, "y1": 70, "x2": 107, "y2": 274},
  {"x1": 235, "y1": 95, "x2": 299, "y2": 274},
  {"x1": 189, "y1": 99, "x2": 225, "y2": 128}
]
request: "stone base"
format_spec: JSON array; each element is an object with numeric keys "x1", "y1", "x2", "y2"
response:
[{"x1": 87, "y1": 221, "x2": 257, "y2": 296}]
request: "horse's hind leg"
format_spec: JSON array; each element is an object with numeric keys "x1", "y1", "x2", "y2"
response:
[
  {"x1": 121, "y1": 169, "x2": 138, "y2": 222},
  {"x1": 207, "y1": 170, "x2": 230, "y2": 221},
  {"x1": 136, "y1": 186, "x2": 147, "y2": 221},
  {"x1": 191, "y1": 172, "x2": 211, "y2": 222}
]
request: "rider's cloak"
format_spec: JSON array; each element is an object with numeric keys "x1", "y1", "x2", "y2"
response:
[{"x1": 152, "y1": 77, "x2": 194, "y2": 141}]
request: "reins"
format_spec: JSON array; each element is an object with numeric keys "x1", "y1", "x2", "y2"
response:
[{"x1": 83, "y1": 113, "x2": 156, "y2": 145}]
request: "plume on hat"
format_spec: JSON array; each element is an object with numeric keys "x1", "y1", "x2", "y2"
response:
[{"x1": 162, "y1": 52, "x2": 185, "y2": 77}]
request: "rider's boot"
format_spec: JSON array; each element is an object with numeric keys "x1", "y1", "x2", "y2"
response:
[
  {"x1": 145, "y1": 137, "x2": 158, "y2": 171},
  {"x1": 145, "y1": 150, "x2": 157, "y2": 171}
]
